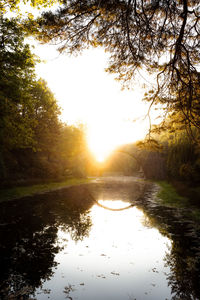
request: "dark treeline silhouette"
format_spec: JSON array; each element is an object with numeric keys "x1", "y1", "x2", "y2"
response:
[{"x1": 30, "y1": 0, "x2": 200, "y2": 133}]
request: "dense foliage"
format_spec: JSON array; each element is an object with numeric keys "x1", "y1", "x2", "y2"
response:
[
  {"x1": 156, "y1": 123, "x2": 200, "y2": 183},
  {"x1": 0, "y1": 16, "x2": 91, "y2": 184},
  {"x1": 0, "y1": 0, "x2": 61, "y2": 14},
  {"x1": 31, "y1": 0, "x2": 200, "y2": 133},
  {"x1": 135, "y1": 114, "x2": 200, "y2": 183}
]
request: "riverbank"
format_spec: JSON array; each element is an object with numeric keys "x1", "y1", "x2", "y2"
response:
[
  {"x1": 156, "y1": 180, "x2": 200, "y2": 221},
  {"x1": 1, "y1": 176, "x2": 200, "y2": 224},
  {"x1": 0, "y1": 177, "x2": 94, "y2": 203},
  {"x1": 1, "y1": 178, "x2": 200, "y2": 299}
]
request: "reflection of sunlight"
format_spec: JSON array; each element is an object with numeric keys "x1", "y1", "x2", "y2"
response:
[
  {"x1": 90, "y1": 203, "x2": 144, "y2": 243},
  {"x1": 38, "y1": 201, "x2": 172, "y2": 300},
  {"x1": 89, "y1": 202, "x2": 170, "y2": 255},
  {"x1": 98, "y1": 200, "x2": 132, "y2": 209},
  {"x1": 55, "y1": 202, "x2": 172, "y2": 279}
]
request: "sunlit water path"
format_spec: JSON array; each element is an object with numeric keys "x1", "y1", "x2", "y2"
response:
[
  {"x1": 36, "y1": 201, "x2": 171, "y2": 300},
  {"x1": 0, "y1": 178, "x2": 200, "y2": 300}
]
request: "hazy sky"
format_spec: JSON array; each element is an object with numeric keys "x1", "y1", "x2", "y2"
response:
[
  {"x1": 31, "y1": 40, "x2": 158, "y2": 161},
  {"x1": 4, "y1": 2, "x2": 162, "y2": 162}
]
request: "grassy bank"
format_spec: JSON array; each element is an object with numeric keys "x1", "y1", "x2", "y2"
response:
[
  {"x1": 0, "y1": 177, "x2": 94, "y2": 203},
  {"x1": 156, "y1": 181, "x2": 200, "y2": 221},
  {"x1": 156, "y1": 181, "x2": 188, "y2": 208}
]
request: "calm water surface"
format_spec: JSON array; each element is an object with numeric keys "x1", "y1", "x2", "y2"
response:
[
  {"x1": 0, "y1": 178, "x2": 200, "y2": 300},
  {"x1": 36, "y1": 201, "x2": 171, "y2": 300}
]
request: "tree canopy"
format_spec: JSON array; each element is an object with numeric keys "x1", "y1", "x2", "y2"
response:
[
  {"x1": 0, "y1": 0, "x2": 61, "y2": 14},
  {"x1": 0, "y1": 16, "x2": 91, "y2": 182},
  {"x1": 32, "y1": 0, "x2": 200, "y2": 134}
]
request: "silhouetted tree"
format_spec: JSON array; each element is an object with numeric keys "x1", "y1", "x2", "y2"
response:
[{"x1": 31, "y1": 0, "x2": 200, "y2": 131}]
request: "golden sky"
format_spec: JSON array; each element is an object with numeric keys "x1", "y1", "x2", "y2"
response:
[{"x1": 32, "y1": 42, "x2": 158, "y2": 161}]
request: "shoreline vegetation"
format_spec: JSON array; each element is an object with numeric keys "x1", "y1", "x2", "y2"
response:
[
  {"x1": 0, "y1": 177, "x2": 94, "y2": 203},
  {"x1": 156, "y1": 181, "x2": 200, "y2": 221},
  {"x1": 1, "y1": 176, "x2": 200, "y2": 223},
  {"x1": 156, "y1": 181, "x2": 188, "y2": 208}
]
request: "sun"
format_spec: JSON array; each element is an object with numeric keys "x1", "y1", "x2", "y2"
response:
[
  {"x1": 87, "y1": 123, "x2": 116, "y2": 162},
  {"x1": 87, "y1": 132, "x2": 117, "y2": 162},
  {"x1": 33, "y1": 45, "x2": 158, "y2": 161},
  {"x1": 87, "y1": 118, "x2": 147, "y2": 162}
]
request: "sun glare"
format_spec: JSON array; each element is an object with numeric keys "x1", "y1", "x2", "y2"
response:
[
  {"x1": 87, "y1": 132, "x2": 117, "y2": 162},
  {"x1": 87, "y1": 119, "x2": 147, "y2": 162},
  {"x1": 33, "y1": 44, "x2": 159, "y2": 161}
]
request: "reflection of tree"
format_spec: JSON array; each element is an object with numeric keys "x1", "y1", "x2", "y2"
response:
[
  {"x1": 139, "y1": 199, "x2": 200, "y2": 300},
  {"x1": 60, "y1": 212, "x2": 92, "y2": 242},
  {"x1": 0, "y1": 186, "x2": 93, "y2": 299},
  {"x1": 165, "y1": 240, "x2": 200, "y2": 300},
  {"x1": 0, "y1": 226, "x2": 59, "y2": 299}
]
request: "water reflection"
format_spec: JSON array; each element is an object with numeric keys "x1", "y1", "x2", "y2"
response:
[
  {"x1": 35, "y1": 202, "x2": 171, "y2": 300},
  {"x1": 165, "y1": 243, "x2": 200, "y2": 300},
  {"x1": 138, "y1": 190, "x2": 200, "y2": 300},
  {"x1": 0, "y1": 182, "x2": 200, "y2": 299},
  {"x1": 97, "y1": 199, "x2": 134, "y2": 211},
  {"x1": 0, "y1": 187, "x2": 93, "y2": 299}
]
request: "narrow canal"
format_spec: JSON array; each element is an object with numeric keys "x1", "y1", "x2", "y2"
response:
[{"x1": 0, "y1": 177, "x2": 200, "y2": 299}]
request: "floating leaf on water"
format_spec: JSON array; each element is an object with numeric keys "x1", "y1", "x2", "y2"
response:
[
  {"x1": 111, "y1": 271, "x2": 120, "y2": 276},
  {"x1": 97, "y1": 274, "x2": 106, "y2": 279},
  {"x1": 152, "y1": 267, "x2": 159, "y2": 273},
  {"x1": 42, "y1": 288, "x2": 51, "y2": 294},
  {"x1": 64, "y1": 284, "x2": 75, "y2": 295}
]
